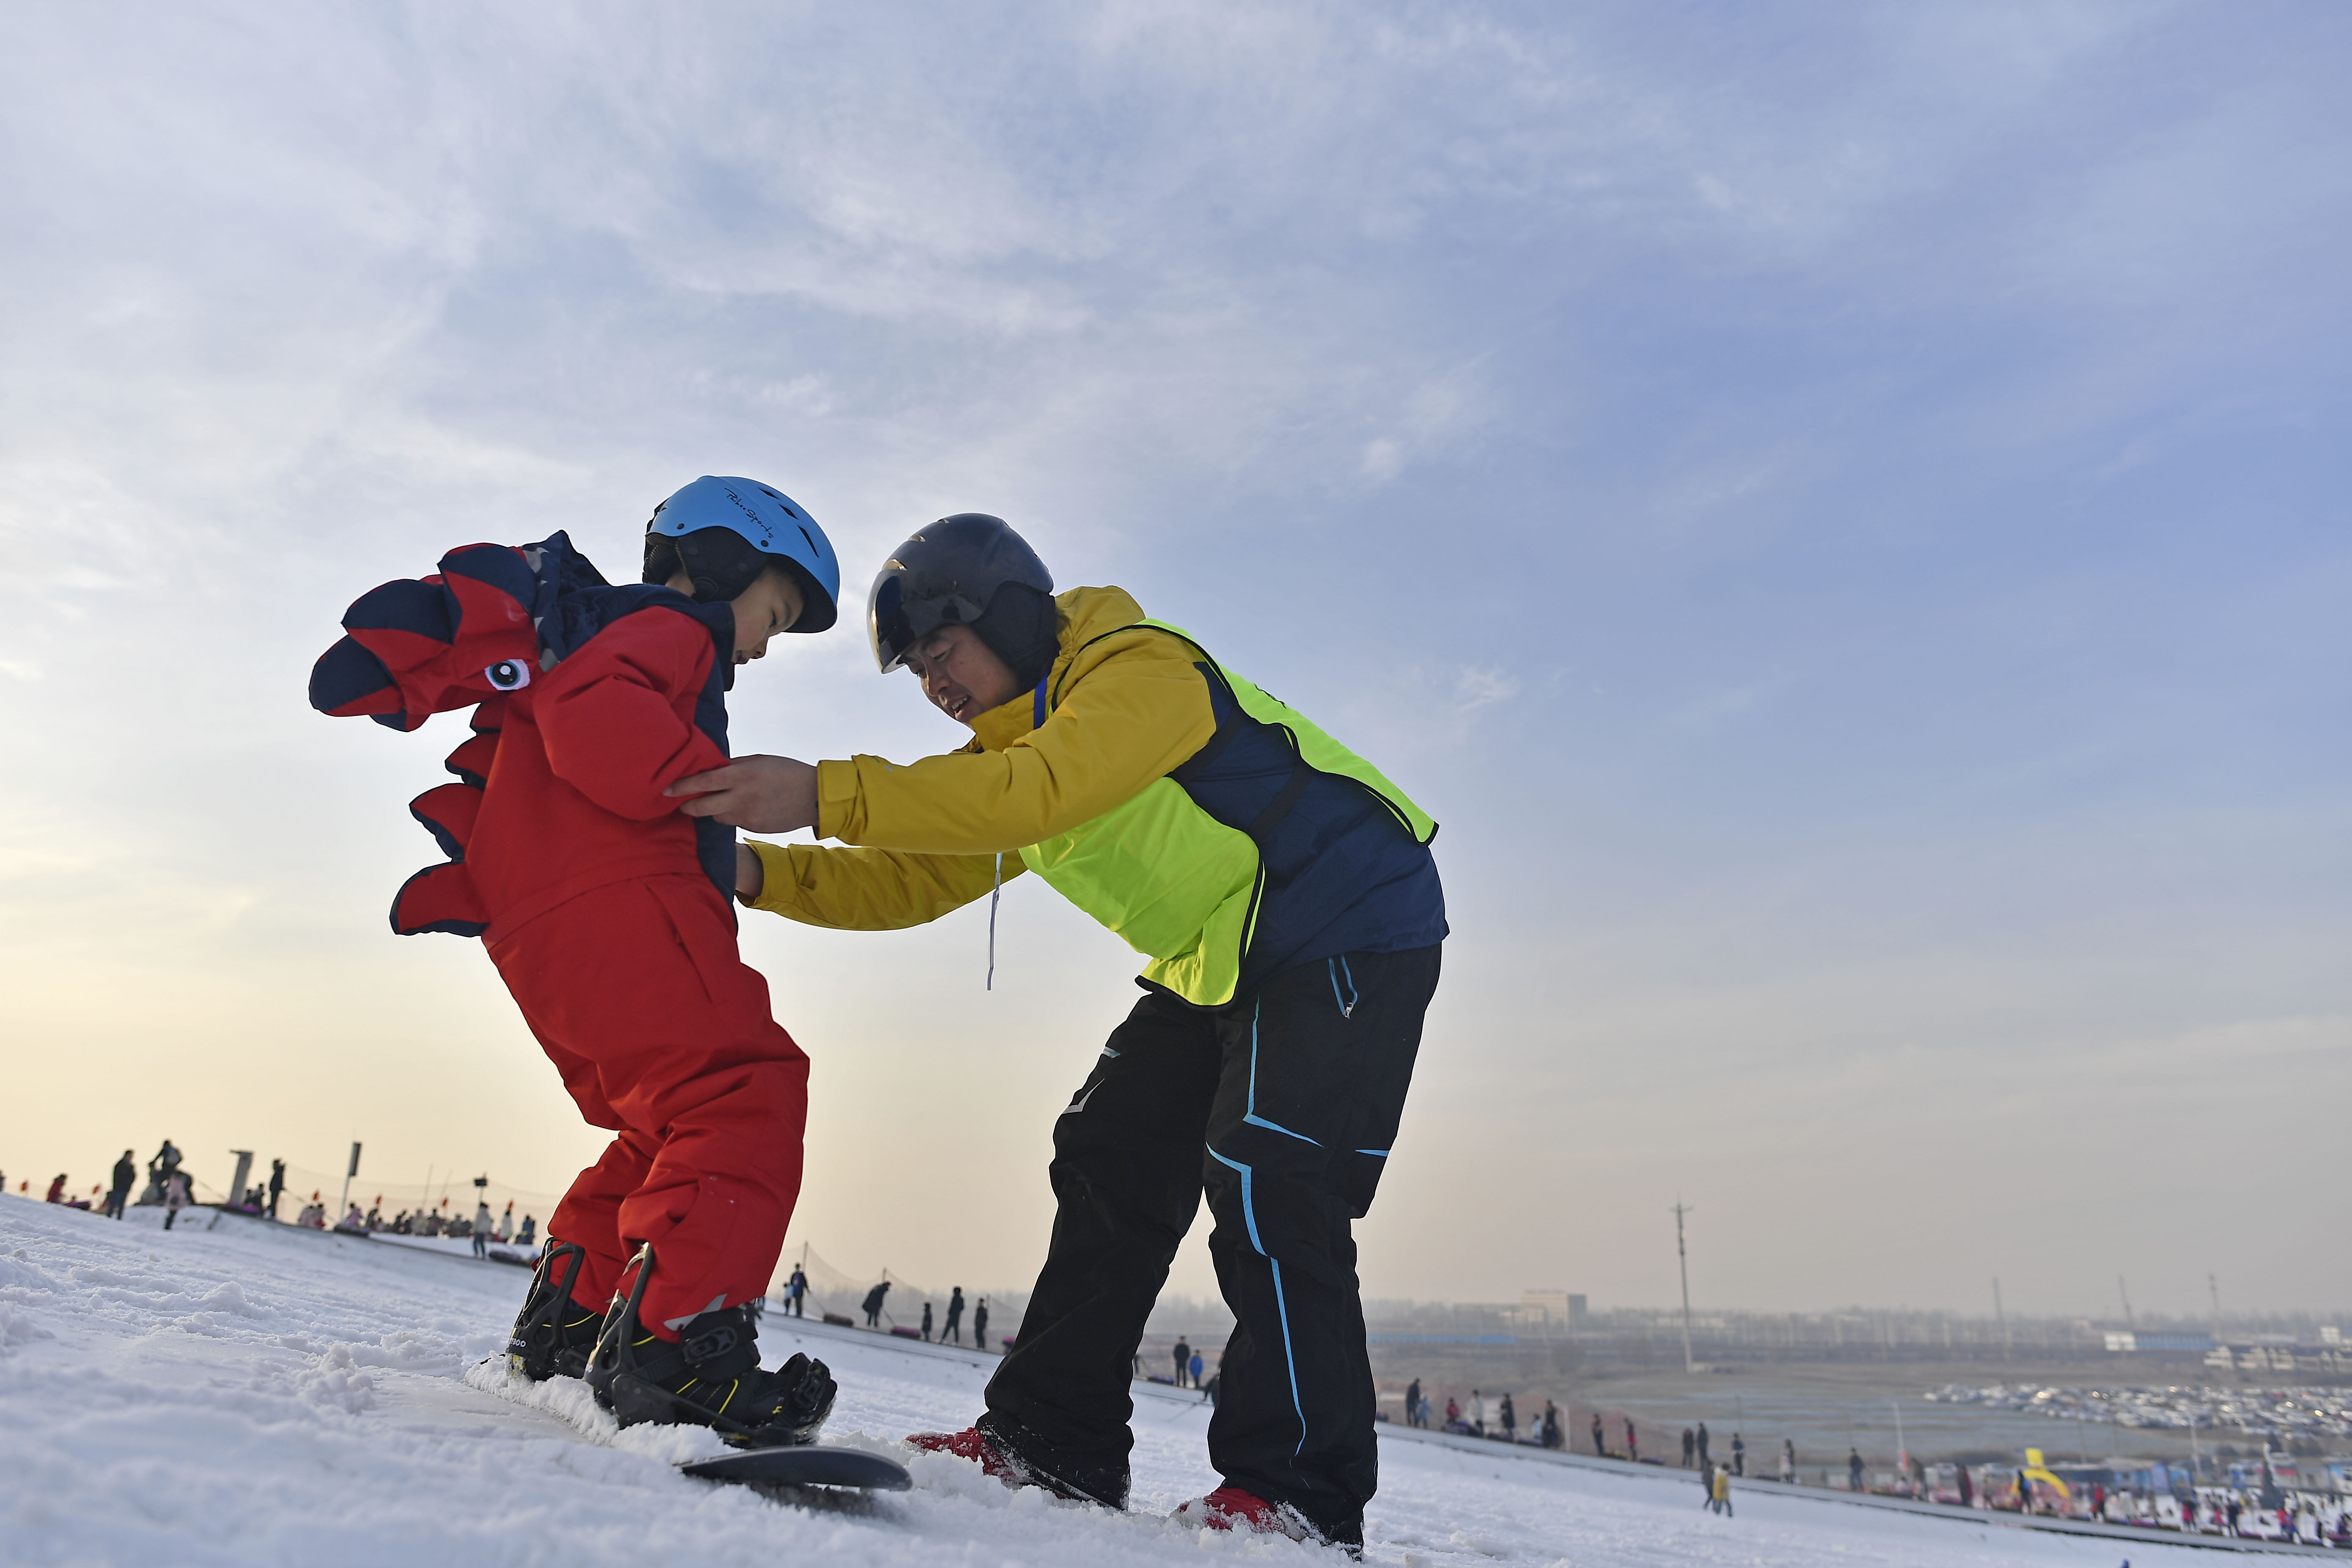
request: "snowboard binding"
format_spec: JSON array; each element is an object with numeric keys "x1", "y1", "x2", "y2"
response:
[
  {"x1": 585, "y1": 1243, "x2": 837, "y2": 1448},
  {"x1": 506, "y1": 1239, "x2": 601, "y2": 1382}
]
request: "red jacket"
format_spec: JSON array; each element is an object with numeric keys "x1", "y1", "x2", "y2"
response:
[
  {"x1": 468, "y1": 609, "x2": 725, "y2": 937},
  {"x1": 310, "y1": 533, "x2": 737, "y2": 934}
]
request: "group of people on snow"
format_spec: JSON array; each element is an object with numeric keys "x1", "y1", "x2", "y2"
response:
[
  {"x1": 319, "y1": 1200, "x2": 539, "y2": 1246},
  {"x1": 1398, "y1": 1381, "x2": 1565, "y2": 1449},
  {"x1": 1677, "y1": 1421, "x2": 1783, "y2": 1481},
  {"x1": 847, "y1": 1279, "x2": 996, "y2": 1348},
  {"x1": 312, "y1": 479, "x2": 1446, "y2": 1549},
  {"x1": 22, "y1": 1141, "x2": 204, "y2": 1226}
]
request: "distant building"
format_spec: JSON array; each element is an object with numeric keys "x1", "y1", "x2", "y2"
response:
[{"x1": 1516, "y1": 1291, "x2": 1587, "y2": 1333}]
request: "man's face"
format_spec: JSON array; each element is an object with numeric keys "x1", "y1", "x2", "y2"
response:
[{"x1": 902, "y1": 623, "x2": 1020, "y2": 727}]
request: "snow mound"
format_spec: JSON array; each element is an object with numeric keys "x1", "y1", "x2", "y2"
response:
[{"x1": 0, "y1": 1194, "x2": 2234, "y2": 1566}]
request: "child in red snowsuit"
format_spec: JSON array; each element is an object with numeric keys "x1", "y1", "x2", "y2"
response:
[{"x1": 312, "y1": 476, "x2": 842, "y2": 1444}]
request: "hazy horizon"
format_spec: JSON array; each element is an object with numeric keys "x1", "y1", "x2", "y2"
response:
[{"x1": 2, "y1": 3, "x2": 2344, "y2": 1320}]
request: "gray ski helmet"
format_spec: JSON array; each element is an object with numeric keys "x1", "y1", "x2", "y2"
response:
[{"x1": 868, "y1": 514, "x2": 1054, "y2": 673}]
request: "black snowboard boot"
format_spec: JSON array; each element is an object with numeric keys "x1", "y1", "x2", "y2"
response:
[
  {"x1": 584, "y1": 1245, "x2": 836, "y2": 1447},
  {"x1": 506, "y1": 1241, "x2": 602, "y2": 1382}
]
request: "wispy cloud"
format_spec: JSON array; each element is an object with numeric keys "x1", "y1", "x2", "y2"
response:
[{"x1": 1456, "y1": 666, "x2": 1519, "y2": 710}]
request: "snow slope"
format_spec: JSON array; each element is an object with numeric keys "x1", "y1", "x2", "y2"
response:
[{"x1": 0, "y1": 1195, "x2": 2267, "y2": 1566}]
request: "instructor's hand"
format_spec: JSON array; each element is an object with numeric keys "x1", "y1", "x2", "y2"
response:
[
  {"x1": 667, "y1": 754, "x2": 819, "y2": 833},
  {"x1": 733, "y1": 844, "x2": 766, "y2": 902}
]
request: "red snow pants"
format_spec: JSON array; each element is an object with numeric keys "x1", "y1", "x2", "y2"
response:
[{"x1": 486, "y1": 872, "x2": 808, "y2": 1335}]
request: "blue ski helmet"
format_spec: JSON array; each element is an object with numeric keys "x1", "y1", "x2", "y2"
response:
[{"x1": 644, "y1": 475, "x2": 841, "y2": 634}]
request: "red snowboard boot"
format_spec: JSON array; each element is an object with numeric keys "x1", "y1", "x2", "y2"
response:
[
  {"x1": 905, "y1": 1414, "x2": 1128, "y2": 1508},
  {"x1": 906, "y1": 1426, "x2": 1025, "y2": 1483},
  {"x1": 1175, "y1": 1486, "x2": 1356, "y2": 1550}
]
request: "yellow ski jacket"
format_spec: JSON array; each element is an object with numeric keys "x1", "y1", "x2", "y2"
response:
[
  {"x1": 746, "y1": 585, "x2": 1210, "y2": 925},
  {"x1": 746, "y1": 585, "x2": 1443, "y2": 1002}
]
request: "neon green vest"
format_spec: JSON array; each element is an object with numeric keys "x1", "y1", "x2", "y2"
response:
[{"x1": 1017, "y1": 619, "x2": 1435, "y2": 1006}]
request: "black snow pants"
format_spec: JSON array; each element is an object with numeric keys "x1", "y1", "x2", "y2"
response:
[{"x1": 983, "y1": 943, "x2": 1440, "y2": 1541}]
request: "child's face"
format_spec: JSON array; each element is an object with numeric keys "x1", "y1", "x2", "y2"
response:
[
  {"x1": 726, "y1": 570, "x2": 806, "y2": 664},
  {"x1": 665, "y1": 566, "x2": 806, "y2": 664}
]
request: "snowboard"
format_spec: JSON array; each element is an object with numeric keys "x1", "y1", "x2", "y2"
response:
[{"x1": 681, "y1": 1446, "x2": 913, "y2": 1492}]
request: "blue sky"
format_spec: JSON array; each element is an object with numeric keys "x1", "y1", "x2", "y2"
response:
[{"x1": 1, "y1": 2, "x2": 2344, "y2": 1316}]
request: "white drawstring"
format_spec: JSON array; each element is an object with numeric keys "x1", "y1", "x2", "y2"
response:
[{"x1": 986, "y1": 852, "x2": 1003, "y2": 991}]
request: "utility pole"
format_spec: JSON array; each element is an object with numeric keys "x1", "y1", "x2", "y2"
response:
[
  {"x1": 1673, "y1": 1199, "x2": 1696, "y2": 1374},
  {"x1": 226, "y1": 1151, "x2": 254, "y2": 1212},
  {"x1": 2118, "y1": 1275, "x2": 2135, "y2": 1330},
  {"x1": 1992, "y1": 1277, "x2": 2011, "y2": 1361},
  {"x1": 337, "y1": 1142, "x2": 362, "y2": 1223},
  {"x1": 2208, "y1": 1272, "x2": 2223, "y2": 1341}
]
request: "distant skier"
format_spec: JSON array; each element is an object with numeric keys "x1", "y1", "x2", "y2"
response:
[
  {"x1": 1541, "y1": 1400, "x2": 1561, "y2": 1449},
  {"x1": 1696, "y1": 1420, "x2": 1710, "y2": 1468},
  {"x1": 44, "y1": 1175, "x2": 65, "y2": 1204},
  {"x1": 267, "y1": 1159, "x2": 286, "y2": 1221},
  {"x1": 1591, "y1": 1412, "x2": 1606, "y2": 1456},
  {"x1": 1955, "y1": 1458, "x2": 1970, "y2": 1506},
  {"x1": 1190, "y1": 1352, "x2": 1205, "y2": 1394},
  {"x1": 1470, "y1": 1389, "x2": 1486, "y2": 1436},
  {"x1": 1710, "y1": 1463, "x2": 1734, "y2": 1516},
  {"x1": 943, "y1": 1287, "x2": 964, "y2": 1343},
  {"x1": 162, "y1": 1171, "x2": 189, "y2": 1230},
  {"x1": 1499, "y1": 1393, "x2": 1516, "y2": 1442},
  {"x1": 1172, "y1": 1338, "x2": 1192, "y2": 1388},
  {"x1": 1782, "y1": 1438, "x2": 1796, "y2": 1484},
  {"x1": 1405, "y1": 1379, "x2": 1423, "y2": 1429},
  {"x1": 972, "y1": 1297, "x2": 989, "y2": 1350},
  {"x1": 785, "y1": 1265, "x2": 809, "y2": 1318},
  {"x1": 473, "y1": 1199, "x2": 493, "y2": 1258},
  {"x1": 1625, "y1": 1418, "x2": 1638, "y2": 1464},
  {"x1": 1852, "y1": 1448, "x2": 1867, "y2": 1494},
  {"x1": 921, "y1": 1301, "x2": 934, "y2": 1341},
  {"x1": 517, "y1": 1214, "x2": 535, "y2": 1247},
  {"x1": 863, "y1": 1281, "x2": 891, "y2": 1328},
  {"x1": 106, "y1": 1152, "x2": 135, "y2": 1220},
  {"x1": 1682, "y1": 1427, "x2": 1695, "y2": 1467},
  {"x1": 1731, "y1": 1432, "x2": 1744, "y2": 1476}
]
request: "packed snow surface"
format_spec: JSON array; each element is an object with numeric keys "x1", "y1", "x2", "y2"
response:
[{"x1": 0, "y1": 1195, "x2": 2242, "y2": 1566}]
